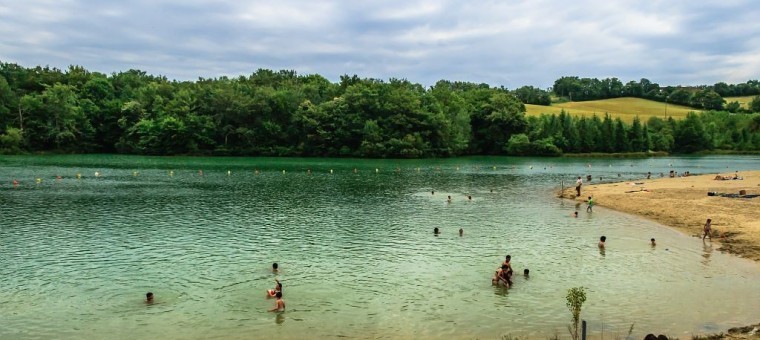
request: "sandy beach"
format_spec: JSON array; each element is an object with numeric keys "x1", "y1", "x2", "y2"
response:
[{"x1": 562, "y1": 170, "x2": 760, "y2": 262}]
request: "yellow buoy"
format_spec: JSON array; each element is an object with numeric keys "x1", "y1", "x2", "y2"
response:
[
  {"x1": 36, "y1": 178, "x2": 42, "y2": 184},
  {"x1": 282, "y1": 170, "x2": 286, "y2": 174},
  {"x1": 76, "y1": 173, "x2": 82, "y2": 179},
  {"x1": 227, "y1": 170, "x2": 231, "y2": 176},
  {"x1": 133, "y1": 171, "x2": 138, "y2": 177},
  {"x1": 169, "y1": 171, "x2": 174, "y2": 177},
  {"x1": 375, "y1": 168, "x2": 379, "y2": 173},
  {"x1": 330, "y1": 169, "x2": 333, "y2": 174}
]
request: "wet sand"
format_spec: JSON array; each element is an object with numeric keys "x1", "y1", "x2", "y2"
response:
[{"x1": 561, "y1": 170, "x2": 760, "y2": 261}]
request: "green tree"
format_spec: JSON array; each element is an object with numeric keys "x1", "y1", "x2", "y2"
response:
[
  {"x1": 566, "y1": 287, "x2": 587, "y2": 340},
  {"x1": 674, "y1": 112, "x2": 711, "y2": 152},
  {"x1": 0, "y1": 126, "x2": 23, "y2": 152},
  {"x1": 750, "y1": 96, "x2": 760, "y2": 113},
  {"x1": 471, "y1": 92, "x2": 527, "y2": 154}
]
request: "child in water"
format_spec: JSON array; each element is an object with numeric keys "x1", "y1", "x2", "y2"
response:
[
  {"x1": 146, "y1": 292, "x2": 154, "y2": 304},
  {"x1": 269, "y1": 292, "x2": 285, "y2": 312},
  {"x1": 267, "y1": 279, "x2": 282, "y2": 298},
  {"x1": 598, "y1": 236, "x2": 606, "y2": 248}
]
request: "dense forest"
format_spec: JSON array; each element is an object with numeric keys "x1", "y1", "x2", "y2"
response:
[{"x1": 1, "y1": 62, "x2": 760, "y2": 157}]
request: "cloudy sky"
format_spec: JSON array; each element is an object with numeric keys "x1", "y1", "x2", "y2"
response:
[{"x1": 1, "y1": 0, "x2": 759, "y2": 88}]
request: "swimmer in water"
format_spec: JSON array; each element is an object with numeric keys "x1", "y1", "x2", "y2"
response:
[
  {"x1": 503, "y1": 255, "x2": 512, "y2": 269},
  {"x1": 459, "y1": 228, "x2": 463, "y2": 236},
  {"x1": 598, "y1": 236, "x2": 606, "y2": 248},
  {"x1": 447, "y1": 195, "x2": 452, "y2": 203},
  {"x1": 650, "y1": 238, "x2": 656, "y2": 247},
  {"x1": 523, "y1": 268, "x2": 529, "y2": 278},
  {"x1": 434, "y1": 227, "x2": 440, "y2": 235},
  {"x1": 267, "y1": 279, "x2": 282, "y2": 298},
  {"x1": 573, "y1": 211, "x2": 578, "y2": 218},
  {"x1": 146, "y1": 292, "x2": 154, "y2": 304},
  {"x1": 272, "y1": 262, "x2": 279, "y2": 273},
  {"x1": 268, "y1": 292, "x2": 285, "y2": 312},
  {"x1": 492, "y1": 264, "x2": 511, "y2": 287}
]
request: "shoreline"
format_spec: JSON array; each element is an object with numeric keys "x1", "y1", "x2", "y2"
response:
[
  {"x1": 560, "y1": 170, "x2": 760, "y2": 262},
  {"x1": 560, "y1": 171, "x2": 760, "y2": 338}
]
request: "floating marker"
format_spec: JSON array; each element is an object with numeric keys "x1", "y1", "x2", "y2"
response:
[
  {"x1": 493, "y1": 166, "x2": 496, "y2": 170},
  {"x1": 330, "y1": 169, "x2": 333, "y2": 174},
  {"x1": 282, "y1": 170, "x2": 286, "y2": 174},
  {"x1": 375, "y1": 168, "x2": 379, "y2": 173},
  {"x1": 36, "y1": 178, "x2": 42, "y2": 184},
  {"x1": 169, "y1": 171, "x2": 174, "y2": 177},
  {"x1": 76, "y1": 173, "x2": 81, "y2": 179},
  {"x1": 227, "y1": 170, "x2": 232, "y2": 176},
  {"x1": 456, "y1": 167, "x2": 460, "y2": 171},
  {"x1": 95, "y1": 171, "x2": 101, "y2": 177},
  {"x1": 133, "y1": 171, "x2": 138, "y2": 177}
]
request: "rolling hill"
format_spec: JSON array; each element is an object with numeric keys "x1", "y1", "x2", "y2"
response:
[
  {"x1": 525, "y1": 97, "x2": 699, "y2": 123},
  {"x1": 724, "y1": 96, "x2": 756, "y2": 109}
]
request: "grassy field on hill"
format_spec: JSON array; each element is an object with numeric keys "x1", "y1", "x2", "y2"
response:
[
  {"x1": 724, "y1": 96, "x2": 757, "y2": 109},
  {"x1": 525, "y1": 97, "x2": 699, "y2": 123}
]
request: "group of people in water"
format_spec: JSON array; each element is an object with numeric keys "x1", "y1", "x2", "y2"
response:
[
  {"x1": 491, "y1": 255, "x2": 529, "y2": 288},
  {"x1": 266, "y1": 263, "x2": 285, "y2": 312}
]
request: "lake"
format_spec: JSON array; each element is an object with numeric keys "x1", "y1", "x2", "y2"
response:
[{"x1": 1, "y1": 155, "x2": 759, "y2": 339}]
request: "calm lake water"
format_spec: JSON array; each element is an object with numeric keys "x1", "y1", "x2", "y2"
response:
[{"x1": 1, "y1": 155, "x2": 759, "y2": 339}]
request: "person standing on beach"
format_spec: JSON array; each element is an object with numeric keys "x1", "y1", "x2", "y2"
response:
[
  {"x1": 703, "y1": 219, "x2": 712, "y2": 240},
  {"x1": 575, "y1": 176, "x2": 583, "y2": 196},
  {"x1": 586, "y1": 196, "x2": 594, "y2": 213}
]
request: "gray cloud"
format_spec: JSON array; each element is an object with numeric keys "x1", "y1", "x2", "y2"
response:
[{"x1": 1, "y1": 0, "x2": 758, "y2": 88}]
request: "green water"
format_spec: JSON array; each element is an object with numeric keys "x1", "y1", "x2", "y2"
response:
[{"x1": 1, "y1": 155, "x2": 759, "y2": 339}]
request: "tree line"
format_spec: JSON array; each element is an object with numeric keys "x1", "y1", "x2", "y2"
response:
[
  {"x1": 1, "y1": 62, "x2": 759, "y2": 157},
  {"x1": 551, "y1": 76, "x2": 760, "y2": 112}
]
